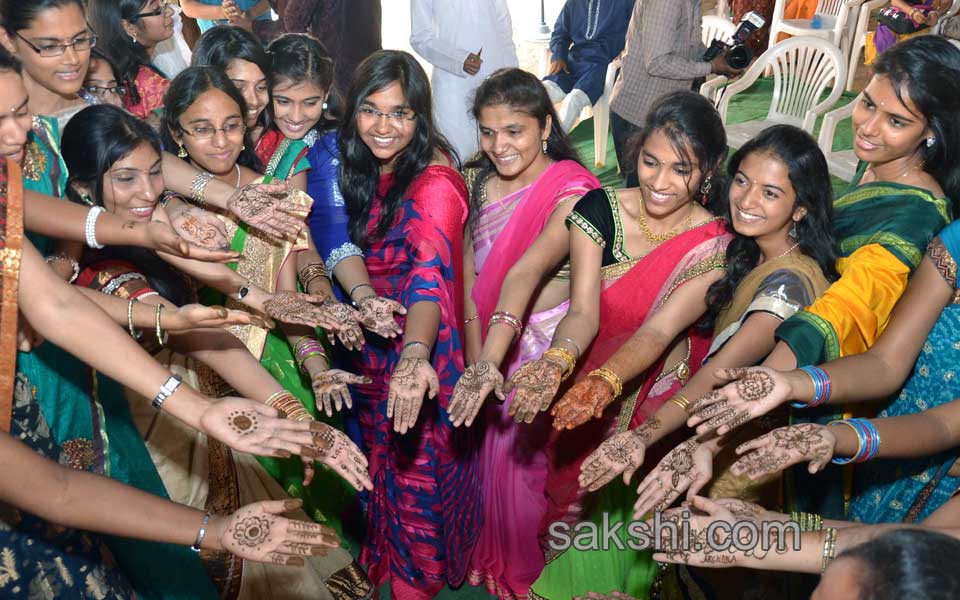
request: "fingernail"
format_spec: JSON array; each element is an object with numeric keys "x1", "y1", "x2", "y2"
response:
[{"x1": 283, "y1": 498, "x2": 303, "y2": 510}]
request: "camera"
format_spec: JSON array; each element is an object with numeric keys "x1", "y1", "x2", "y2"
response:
[{"x1": 702, "y1": 11, "x2": 767, "y2": 70}]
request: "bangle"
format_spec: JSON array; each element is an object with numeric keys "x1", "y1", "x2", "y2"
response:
[
  {"x1": 45, "y1": 253, "x2": 80, "y2": 283},
  {"x1": 152, "y1": 374, "x2": 182, "y2": 410},
  {"x1": 155, "y1": 304, "x2": 168, "y2": 346},
  {"x1": 589, "y1": 367, "x2": 623, "y2": 398},
  {"x1": 85, "y1": 206, "x2": 105, "y2": 249},
  {"x1": 294, "y1": 336, "x2": 327, "y2": 372},
  {"x1": 348, "y1": 282, "x2": 373, "y2": 300},
  {"x1": 790, "y1": 511, "x2": 823, "y2": 532},
  {"x1": 127, "y1": 298, "x2": 142, "y2": 340},
  {"x1": 543, "y1": 346, "x2": 577, "y2": 381},
  {"x1": 821, "y1": 527, "x2": 838, "y2": 573},
  {"x1": 266, "y1": 390, "x2": 311, "y2": 421},
  {"x1": 190, "y1": 171, "x2": 215, "y2": 207},
  {"x1": 463, "y1": 315, "x2": 479, "y2": 326},
  {"x1": 829, "y1": 418, "x2": 880, "y2": 464},
  {"x1": 792, "y1": 365, "x2": 831, "y2": 409},
  {"x1": 191, "y1": 512, "x2": 211, "y2": 552},
  {"x1": 668, "y1": 394, "x2": 691, "y2": 413},
  {"x1": 553, "y1": 336, "x2": 582, "y2": 359},
  {"x1": 488, "y1": 310, "x2": 523, "y2": 341},
  {"x1": 402, "y1": 340, "x2": 432, "y2": 356},
  {"x1": 298, "y1": 263, "x2": 330, "y2": 291}
]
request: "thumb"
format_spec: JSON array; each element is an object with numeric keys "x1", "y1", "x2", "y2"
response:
[
  {"x1": 687, "y1": 474, "x2": 709, "y2": 501},
  {"x1": 713, "y1": 367, "x2": 748, "y2": 381},
  {"x1": 623, "y1": 465, "x2": 638, "y2": 486},
  {"x1": 494, "y1": 381, "x2": 506, "y2": 402},
  {"x1": 390, "y1": 300, "x2": 407, "y2": 314},
  {"x1": 261, "y1": 498, "x2": 304, "y2": 515},
  {"x1": 428, "y1": 371, "x2": 440, "y2": 399}
]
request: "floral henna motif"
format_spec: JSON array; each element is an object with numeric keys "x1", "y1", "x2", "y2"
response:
[
  {"x1": 232, "y1": 515, "x2": 273, "y2": 548},
  {"x1": 228, "y1": 187, "x2": 273, "y2": 219},
  {"x1": 507, "y1": 359, "x2": 563, "y2": 423},
  {"x1": 450, "y1": 361, "x2": 503, "y2": 425},
  {"x1": 661, "y1": 439, "x2": 699, "y2": 488},
  {"x1": 229, "y1": 411, "x2": 258, "y2": 436},
  {"x1": 357, "y1": 296, "x2": 403, "y2": 337},
  {"x1": 633, "y1": 416, "x2": 662, "y2": 443},
  {"x1": 320, "y1": 303, "x2": 363, "y2": 346},
  {"x1": 734, "y1": 424, "x2": 834, "y2": 479},
  {"x1": 735, "y1": 370, "x2": 776, "y2": 402}
]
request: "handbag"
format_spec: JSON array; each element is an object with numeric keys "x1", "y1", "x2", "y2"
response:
[{"x1": 877, "y1": 6, "x2": 930, "y2": 35}]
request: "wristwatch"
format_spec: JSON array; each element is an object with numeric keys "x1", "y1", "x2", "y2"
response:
[{"x1": 236, "y1": 285, "x2": 249, "y2": 300}]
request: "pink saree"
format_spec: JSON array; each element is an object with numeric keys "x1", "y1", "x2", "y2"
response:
[{"x1": 466, "y1": 160, "x2": 598, "y2": 600}]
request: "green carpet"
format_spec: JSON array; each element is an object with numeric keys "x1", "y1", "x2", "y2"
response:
[{"x1": 569, "y1": 77, "x2": 859, "y2": 197}]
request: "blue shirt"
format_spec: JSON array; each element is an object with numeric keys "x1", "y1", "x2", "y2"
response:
[{"x1": 195, "y1": 0, "x2": 272, "y2": 33}]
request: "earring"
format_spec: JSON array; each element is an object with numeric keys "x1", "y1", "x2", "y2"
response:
[
  {"x1": 177, "y1": 143, "x2": 188, "y2": 158},
  {"x1": 131, "y1": 33, "x2": 137, "y2": 44},
  {"x1": 927, "y1": 137, "x2": 936, "y2": 148},
  {"x1": 322, "y1": 102, "x2": 328, "y2": 111},
  {"x1": 241, "y1": 144, "x2": 246, "y2": 151},
  {"x1": 80, "y1": 192, "x2": 93, "y2": 206},
  {"x1": 541, "y1": 139, "x2": 548, "y2": 154},
  {"x1": 789, "y1": 221, "x2": 799, "y2": 238},
  {"x1": 698, "y1": 177, "x2": 712, "y2": 206}
]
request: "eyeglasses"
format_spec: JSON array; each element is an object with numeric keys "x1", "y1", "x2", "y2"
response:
[
  {"x1": 357, "y1": 106, "x2": 417, "y2": 126},
  {"x1": 134, "y1": 0, "x2": 172, "y2": 20},
  {"x1": 178, "y1": 121, "x2": 247, "y2": 140},
  {"x1": 15, "y1": 32, "x2": 97, "y2": 58},
  {"x1": 85, "y1": 84, "x2": 127, "y2": 97}
]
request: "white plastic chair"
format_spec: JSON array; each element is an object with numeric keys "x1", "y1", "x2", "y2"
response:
[
  {"x1": 591, "y1": 57, "x2": 621, "y2": 168},
  {"x1": 845, "y1": 0, "x2": 893, "y2": 90},
  {"x1": 768, "y1": 0, "x2": 853, "y2": 57},
  {"x1": 701, "y1": 36, "x2": 847, "y2": 148},
  {"x1": 817, "y1": 96, "x2": 859, "y2": 181},
  {"x1": 934, "y1": 0, "x2": 960, "y2": 34}
]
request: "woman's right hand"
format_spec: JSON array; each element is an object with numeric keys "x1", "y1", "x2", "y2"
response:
[
  {"x1": 579, "y1": 429, "x2": 647, "y2": 492},
  {"x1": 167, "y1": 304, "x2": 274, "y2": 332},
  {"x1": 730, "y1": 423, "x2": 836, "y2": 480},
  {"x1": 505, "y1": 357, "x2": 563, "y2": 424},
  {"x1": 211, "y1": 498, "x2": 340, "y2": 565},
  {"x1": 168, "y1": 204, "x2": 231, "y2": 251},
  {"x1": 198, "y1": 396, "x2": 325, "y2": 459},
  {"x1": 448, "y1": 361, "x2": 505, "y2": 427},
  {"x1": 225, "y1": 182, "x2": 306, "y2": 241},
  {"x1": 686, "y1": 367, "x2": 801, "y2": 437},
  {"x1": 262, "y1": 292, "x2": 343, "y2": 331}
]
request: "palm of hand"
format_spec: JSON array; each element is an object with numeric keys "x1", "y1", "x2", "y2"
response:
[
  {"x1": 449, "y1": 361, "x2": 504, "y2": 427},
  {"x1": 579, "y1": 430, "x2": 646, "y2": 491},
  {"x1": 551, "y1": 376, "x2": 614, "y2": 430},
  {"x1": 506, "y1": 359, "x2": 562, "y2": 423}
]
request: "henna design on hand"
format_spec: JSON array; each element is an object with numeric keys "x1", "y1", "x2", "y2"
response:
[
  {"x1": 660, "y1": 439, "x2": 698, "y2": 488},
  {"x1": 449, "y1": 361, "x2": 504, "y2": 427},
  {"x1": 550, "y1": 376, "x2": 616, "y2": 430},
  {"x1": 736, "y1": 370, "x2": 776, "y2": 402},
  {"x1": 505, "y1": 359, "x2": 563, "y2": 424},
  {"x1": 232, "y1": 515, "x2": 273, "y2": 548},
  {"x1": 733, "y1": 423, "x2": 834, "y2": 479},
  {"x1": 229, "y1": 411, "x2": 258, "y2": 436},
  {"x1": 357, "y1": 296, "x2": 403, "y2": 337}
]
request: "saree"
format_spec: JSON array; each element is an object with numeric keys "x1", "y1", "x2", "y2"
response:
[
  {"x1": 865, "y1": 1, "x2": 934, "y2": 65},
  {"x1": 254, "y1": 128, "x2": 310, "y2": 180},
  {"x1": 847, "y1": 223, "x2": 960, "y2": 524},
  {"x1": 345, "y1": 165, "x2": 481, "y2": 599},
  {"x1": 531, "y1": 188, "x2": 731, "y2": 599},
  {"x1": 20, "y1": 117, "x2": 216, "y2": 599},
  {"x1": 464, "y1": 162, "x2": 598, "y2": 600},
  {"x1": 123, "y1": 64, "x2": 170, "y2": 121}
]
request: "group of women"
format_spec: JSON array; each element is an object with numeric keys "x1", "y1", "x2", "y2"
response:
[{"x1": 1, "y1": 1, "x2": 960, "y2": 600}]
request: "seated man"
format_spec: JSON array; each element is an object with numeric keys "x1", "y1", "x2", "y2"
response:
[{"x1": 542, "y1": 0, "x2": 636, "y2": 132}]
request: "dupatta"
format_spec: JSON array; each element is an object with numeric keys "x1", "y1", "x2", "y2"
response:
[
  {"x1": 0, "y1": 159, "x2": 23, "y2": 433},
  {"x1": 471, "y1": 160, "x2": 599, "y2": 329}
]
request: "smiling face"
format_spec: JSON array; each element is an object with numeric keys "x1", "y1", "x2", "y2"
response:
[
  {"x1": 124, "y1": 0, "x2": 174, "y2": 49},
  {"x1": 272, "y1": 78, "x2": 326, "y2": 140},
  {"x1": 3, "y1": 3, "x2": 91, "y2": 98},
  {"x1": 636, "y1": 129, "x2": 703, "y2": 219},
  {"x1": 729, "y1": 150, "x2": 805, "y2": 243},
  {"x1": 356, "y1": 80, "x2": 417, "y2": 172},
  {"x1": 478, "y1": 103, "x2": 552, "y2": 184},
  {"x1": 851, "y1": 75, "x2": 931, "y2": 166},
  {"x1": 98, "y1": 141, "x2": 164, "y2": 222},
  {"x1": 172, "y1": 87, "x2": 245, "y2": 176},
  {"x1": 0, "y1": 70, "x2": 33, "y2": 164},
  {"x1": 225, "y1": 58, "x2": 268, "y2": 128},
  {"x1": 85, "y1": 56, "x2": 123, "y2": 106}
]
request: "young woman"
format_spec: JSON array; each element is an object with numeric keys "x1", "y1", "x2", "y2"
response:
[
  {"x1": 443, "y1": 67, "x2": 598, "y2": 598},
  {"x1": 686, "y1": 35, "x2": 960, "y2": 520},
  {"x1": 338, "y1": 49, "x2": 479, "y2": 598},
  {"x1": 63, "y1": 102, "x2": 374, "y2": 600},
  {"x1": 526, "y1": 91, "x2": 732, "y2": 599},
  {"x1": 84, "y1": 48, "x2": 125, "y2": 106},
  {"x1": 88, "y1": 0, "x2": 174, "y2": 122}
]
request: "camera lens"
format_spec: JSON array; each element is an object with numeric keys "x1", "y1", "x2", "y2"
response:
[{"x1": 727, "y1": 45, "x2": 752, "y2": 70}]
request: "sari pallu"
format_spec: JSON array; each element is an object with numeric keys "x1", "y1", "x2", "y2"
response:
[
  {"x1": 531, "y1": 218, "x2": 730, "y2": 600},
  {"x1": 847, "y1": 223, "x2": 960, "y2": 525},
  {"x1": 124, "y1": 64, "x2": 170, "y2": 121},
  {"x1": 464, "y1": 162, "x2": 598, "y2": 599}
]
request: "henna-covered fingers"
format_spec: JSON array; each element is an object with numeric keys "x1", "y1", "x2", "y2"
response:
[
  {"x1": 449, "y1": 361, "x2": 505, "y2": 427},
  {"x1": 505, "y1": 359, "x2": 563, "y2": 424},
  {"x1": 357, "y1": 296, "x2": 405, "y2": 338}
]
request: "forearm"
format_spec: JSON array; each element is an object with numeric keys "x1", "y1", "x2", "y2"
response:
[
  {"x1": 247, "y1": 0, "x2": 271, "y2": 18},
  {"x1": 179, "y1": 0, "x2": 227, "y2": 20},
  {"x1": 832, "y1": 409, "x2": 960, "y2": 459},
  {"x1": 403, "y1": 301, "x2": 441, "y2": 348},
  {"x1": 24, "y1": 190, "x2": 152, "y2": 247},
  {"x1": 603, "y1": 328, "x2": 670, "y2": 384},
  {"x1": 478, "y1": 267, "x2": 545, "y2": 366},
  {"x1": 331, "y1": 256, "x2": 374, "y2": 303},
  {"x1": 548, "y1": 309, "x2": 598, "y2": 364},
  {"x1": 174, "y1": 329, "x2": 282, "y2": 401}
]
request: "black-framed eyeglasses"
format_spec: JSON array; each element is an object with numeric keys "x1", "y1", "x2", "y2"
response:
[
  {"x1": 178, "y1": 121, "x2": 247, "y2": 140},
  {"x1": 85, "y1": 84, "x2": 128, "y2": 97},
  {"x1": 14, "y1": 31, "x2": 97, "y2": 58},
  {"x1": 133, "y1": 0, "x2": 172, "y2": 20}
]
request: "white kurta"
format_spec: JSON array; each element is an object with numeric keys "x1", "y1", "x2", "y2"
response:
[{"x1": 410, "y1": 0, "x2": 519, "y2": 162}]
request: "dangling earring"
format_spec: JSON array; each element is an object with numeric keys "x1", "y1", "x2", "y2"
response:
[
  {"x1": 131, "y1": 33, "x2": 138, "y2": 44},
  {"x1": 789, "y1": 220, "x2": 799, "y2": 238},
  {"x1": 541, "y1": 139, "x2": 548, "y2": 154},
  {"x1": 177, "y1": 142, "x2": 188, "y2": 158},
  {"x1": 322, "y1": 102, "x2": 328, "y2": 111},
  {"x1": 80, "y1": 192, "x2": 93, "y2": 206},
  {"x1": 698, "y1": 176, "x2": 712, "y2": 206},
  {"x1": 927, "y1": 137, "x2": 936, "y2": 148}
]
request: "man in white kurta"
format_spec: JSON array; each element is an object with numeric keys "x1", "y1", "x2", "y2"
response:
[{"x1": 410, "y1": 0, "x2": 518, "y2": 162}]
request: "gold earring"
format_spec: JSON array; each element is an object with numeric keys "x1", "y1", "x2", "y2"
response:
[
  {"x1": 131, "y1": 33, "x2": 137, "y2": 44},
  {"x1": 177, "y1": 143, "x2": 188, "y2": 158},
  {"x1": 542, "y1": 140, "x2": 548, "y2": 154}
]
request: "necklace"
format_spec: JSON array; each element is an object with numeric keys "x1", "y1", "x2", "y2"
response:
[
  {"x1": 204, "y1": 164, "x2": 241, "y2": 188},
  {"x1": 769, "y1": 240, "x2": 800, "y2": 262},
  {"x1": 868, "y1": 161, "x2": 921, "y2": 183},
  {"x1": 635, "y1": 197, "x2": 693, "y2": 243}
]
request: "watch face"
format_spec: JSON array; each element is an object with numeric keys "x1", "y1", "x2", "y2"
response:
[{"x1": 238, "y1": 286, "x2": 249, "y2": 299}]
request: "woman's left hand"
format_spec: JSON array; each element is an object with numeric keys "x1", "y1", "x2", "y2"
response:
[
  {"x1": 311, "y1": 369, "x2": 371, "y2": 417},
  {"x1": 168, "y1": 204, "x2": 231, "y2": 251},
  {"x1": 632, "y1": 438, "x2": 713, "y2": 519},
  {"x1": 318, "y1": 302, "x2": 365, "y2": 351},
  {"x1": 356, "y1": 295, "x2": 406, "y2": 338},
  {"x1": 550, "y1": 375, "x2": 616, "y2": 430},
  {"x1": 199, "y1": 397, "x2": 325, "y2": 459},
  {"x1": 387, "y1": 357, "x2": 439, "y2": 435},
  {"x1": 145, "y1": 221, "x2": 240, "y2": 263}
]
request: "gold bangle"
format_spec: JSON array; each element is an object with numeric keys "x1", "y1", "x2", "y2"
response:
[
  {"x1": 543, "y1": 346, "x2": 576, "y2": 381},
  {"x1": 298, "y1": 263, "x2": 330, "y2": 290},
  {"x1": 590, "y1": 367, "x2": 623, "y2": 398},
  {"x1": 668, "y1": 394, "x2": 691, "y2": 413},
  {"x1": 464, "y1": 315, "x2": 479, "y2": 326},
  {"x1": 266, "y1": 391, "x2": 311, "y2": 421},
  {"x1": 821, "y1": 527, "x2": 838, "y2": 573},
  {"x1": 155, "y1": 304, "x2": 167, "y2": 347}
]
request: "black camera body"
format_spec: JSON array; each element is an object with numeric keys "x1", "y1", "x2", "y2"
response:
[{"x1": 702, "y1": 12, "x2": 767, "y2": 70}]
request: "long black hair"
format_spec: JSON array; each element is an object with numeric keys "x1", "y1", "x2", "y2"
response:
[
  {"x1": 627, "y1": 91, "x2": 729, "y2": 214},
  {"x1": 339, "y1": 50, "x2": 455, "y2": 247},
  {"x1": 160, "y1": 66, "x2": 262, "y2": 172},
  {"x1": 0, "y1": 43, "x2": 21, "y2": 74},
  {"x1": 0, "y1": 0, "x2": 85, "y2": 35},
  {"x1": 191, "y1": 25, "x2": 270, "y2": 130},
  {"x1": 62, "y1": 104, "x2": 192, "y2": 306},
  {"x1": 463, "y1": 67, "x2": 583, "y2": 215},
  {"x1": 266, "y1": 33, "x2": 340, "y2": 131},
  {"x1": 836, "y1": 529, "x2": 960, "y2": 600},
  {"x1": 703, "y1": 125, "x2": 839, "y2": 327},
  {"x1": 87, "y1": 0, "x2": 161, "y2": 109},
  {"x1": 873, "y1": 36, "x2": 960, "y2": 212}
]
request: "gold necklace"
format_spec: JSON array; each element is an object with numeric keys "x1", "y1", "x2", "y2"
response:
[
  {"x1": 636, "y1": 197, "x2": 693, "y2": 243},
  {"x1": 769, "y1": 240, "x2": 800, "y2": 262}
]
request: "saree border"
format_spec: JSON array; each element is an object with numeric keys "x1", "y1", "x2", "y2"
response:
[{"x1": 0, "y1": 160, "x2": 24, "y2": 433}]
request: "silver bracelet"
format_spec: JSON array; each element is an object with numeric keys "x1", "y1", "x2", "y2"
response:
[
  {"x1": 190, "y1": 172, "x2": 215, "y2": 207},
  {"x1": 401, "y1": 340, "x2": 432, "y2": 356},
  {"x1": 152, "y1": 374, "x2": 182, "y2": 410},
  {"x1": 45, "y1": 253, "x2": 80, "y2": 284},
  {"x1": 553, "y1": 337, "x2": 582, "y2": 359},
  {"x1": 85, "y1": 206, "x2": 105, "y2": 249},
  {"x1": 191, "y1": 512, "x2": 211, "y2": 552}
]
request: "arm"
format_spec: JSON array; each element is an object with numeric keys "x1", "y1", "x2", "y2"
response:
[
  {"x1": 463, "y1": 227, "x2": 482, "y2": 364},
  {"x1": 179, "y1": 0, "x2": 227, "y2": 20},
  {"x1": 409, "y1": 0, "x2": 472, "y2": 77},
  {"x1": 548, "y1": 4, "x2": 572, "y2": 62},
  {"x1": 641, "y1": 0, "x2": 712, "y2": 80}
]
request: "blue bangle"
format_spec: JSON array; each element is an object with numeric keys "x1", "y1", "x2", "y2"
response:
[
  {"x1": 829, "y1": 420, "x2": 862, "y2": 464},
  {"x1": 792, "y1": 366, "x2": 831, "y2": 408}
]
